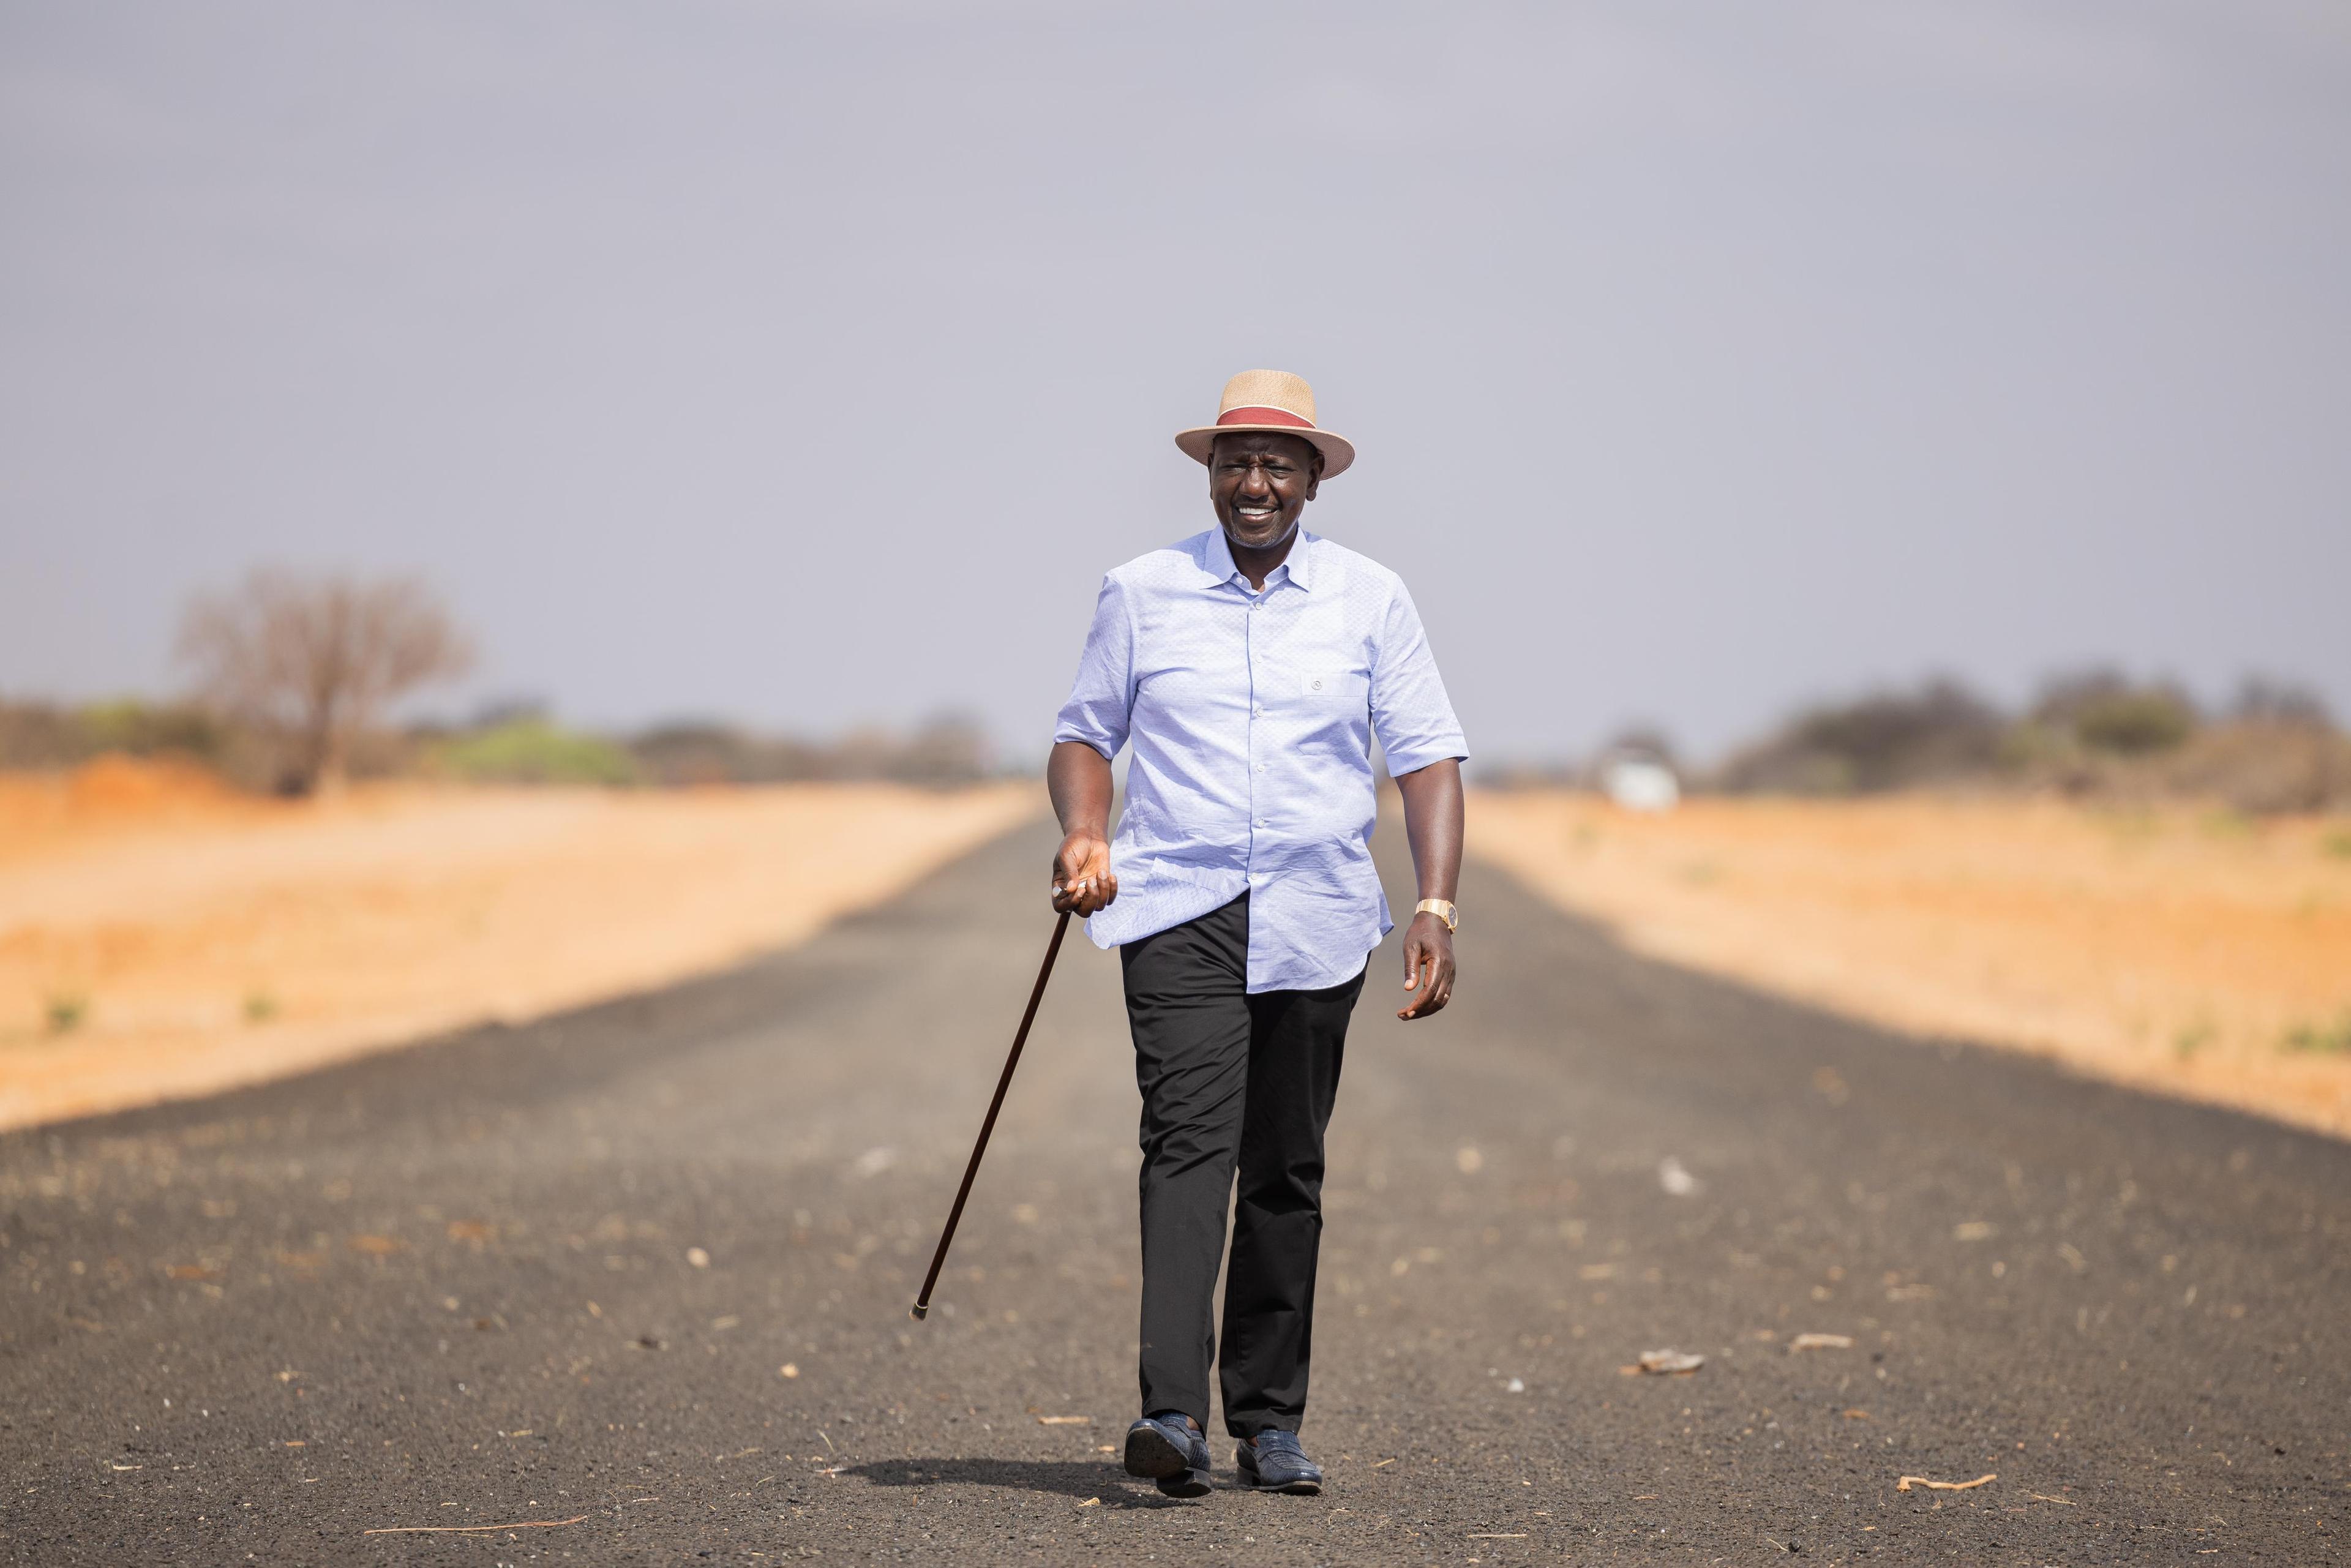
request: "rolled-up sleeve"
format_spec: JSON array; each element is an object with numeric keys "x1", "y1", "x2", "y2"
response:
[
  {"x1": 1369, "y1": 578, "x2": 1467, "y2": 776},
  {"x1": 1052, "y1": 572, "x2": 1135, "y2": 760}
]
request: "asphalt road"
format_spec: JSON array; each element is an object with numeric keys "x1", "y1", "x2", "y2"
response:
[{"x1": 3, "y1": 812, "x2": 2345, "y2": 1565}]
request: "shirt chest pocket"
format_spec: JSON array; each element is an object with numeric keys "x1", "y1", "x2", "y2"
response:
[{"x1": 1295, "y1": 669, "x2": 1370, "y2": 706}]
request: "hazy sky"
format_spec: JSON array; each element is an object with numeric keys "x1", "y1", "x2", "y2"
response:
[{"x1": 5, "y1": 1, "x2": 2346, "y2": 764}]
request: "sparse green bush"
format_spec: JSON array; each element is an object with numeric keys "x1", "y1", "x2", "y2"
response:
[
  {"x1": 2281, "y1": 1013, "x2": 2351, "y2": 1056},
  {"x1": 2033, "y1": 670, "x2": 2198, "y2": 756},
  {"x1": 45, "y1": 991, "x2": 88, "y2": 1035},
  {"x1": 74, "y1": 699, "x2": 227, "y2": 760},
  {"x1": 0, "y1": 697, "x2": 225, "y2": 770},
  {"x1": 2075, "y1": 691, "x2": 2198, "y2": 754},
  {"x1": 433, "y1": 719, "x2": 640, "y2": 786}
]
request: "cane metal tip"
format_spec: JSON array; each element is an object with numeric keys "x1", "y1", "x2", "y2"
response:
[{"x1": 909, "y1": 1302, "x2": 929, "y2": 1321}]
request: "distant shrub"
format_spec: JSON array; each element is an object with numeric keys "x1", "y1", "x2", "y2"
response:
[
  {"x1": 45, "y1": 991, "x2": 88, "y2": 1035},
  {"x1": 2077, "y1": 692, "x2": 2198, "y2": 754},
  {"x1": 628, "y1": 713, "x2": 994, "y2": 787},
  {"x1": 1715, "y1": 680, "x2": 2006, "y2": 795},
  {"x1": 2157, "y1": 724, "x2": 2351, "y2": 815},
  {"x1": 2229, "y1": 677, "x2": 2332, "y2": 728},
  {"x1": 867, "y1": 715, "x2": 996, "y2": 787},
  {"x1": 433, "y1": 719, "x2": 639, "y2": 786},
  {"x1": 631, "y1": 722, "x2": 832, "y2": 786},
  {"x1": 0, "y1": 700, "x2": 78, "y2": 768},
  {"x1": 75, "y1": 699, "x2": 227, "y2": 759},
  {"x1": 0, "y1": 697, "x2": 226, "y2": 770},
  {"x1": 2033, "y1": 670, "x2": 2198, "y2": 756}
]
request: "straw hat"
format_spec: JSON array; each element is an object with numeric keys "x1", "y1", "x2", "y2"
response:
[{"x1": 1174, "y1": 369, "x2": 1355, "y2": 479}]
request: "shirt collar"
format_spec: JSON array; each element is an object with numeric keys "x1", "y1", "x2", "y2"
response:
[{"x1": 1200, "y1": 526, "x2": 1318, "y2": 593}]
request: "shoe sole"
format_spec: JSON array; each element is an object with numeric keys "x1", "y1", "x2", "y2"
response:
[
  {"x1": 1123, "y1": 1425, "x2": 1191, "y2": 1481},
  {"x1": 1155, "y1": 1466, "x2": 1213, "y2": 1499}
]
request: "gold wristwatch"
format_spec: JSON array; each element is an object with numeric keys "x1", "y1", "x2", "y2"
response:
[{"x1": 1414, "y1": 898, "x2": 1458, "y2": 932}]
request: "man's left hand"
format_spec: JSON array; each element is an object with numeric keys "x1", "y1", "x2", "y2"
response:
[{"x1": 1397, "y1": 913, "x2": 1455, "y2": 1021}]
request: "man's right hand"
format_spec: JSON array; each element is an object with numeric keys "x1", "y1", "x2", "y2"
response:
[
  {"x1": 1046, "y1": 741, "x2": 1120, "y2": 917},
  {"x1": 1051, "y1": 831, "x2": 1119, "y2": 916}
]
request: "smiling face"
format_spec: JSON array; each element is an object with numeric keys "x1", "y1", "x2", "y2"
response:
[{"x1": 1210, "y1": 432, "x2": 1323, "y2": 553}]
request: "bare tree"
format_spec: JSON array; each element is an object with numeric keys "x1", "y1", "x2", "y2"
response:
[{"x1": 176, "y1": 569, "x2": 474, "y2": 794}]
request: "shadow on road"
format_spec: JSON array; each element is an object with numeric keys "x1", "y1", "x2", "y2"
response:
[{"x1": 849, "y1": 1457, "x2": 1205, "y2": 1509}]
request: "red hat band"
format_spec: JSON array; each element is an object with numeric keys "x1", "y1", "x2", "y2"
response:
[{"x1": 1215, "y1": 405, "x2": 1314, "y2": 430}]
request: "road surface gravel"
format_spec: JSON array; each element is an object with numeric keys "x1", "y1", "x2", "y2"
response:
[{"x1": 3, "y1": 816, "x2": 2345, "y2": 1562}]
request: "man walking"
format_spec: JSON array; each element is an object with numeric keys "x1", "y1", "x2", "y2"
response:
[{"x1": 1049, "y1": 369, "x2": 1467, "y2": 1497}]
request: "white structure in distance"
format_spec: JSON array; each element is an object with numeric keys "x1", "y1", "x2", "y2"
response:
[{"x1": 1599, "y1": 752, "x2": 1681, "y2": 813}]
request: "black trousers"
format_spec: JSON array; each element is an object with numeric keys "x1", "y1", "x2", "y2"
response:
[{"x1": 1121, "y1": 893, "x2": 1365, "y2": 1438}]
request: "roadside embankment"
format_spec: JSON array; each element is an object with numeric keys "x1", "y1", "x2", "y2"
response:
[
  {"x1": 1470, "y1": 790, "x2": 2351, "y2": 1138},
  {"x1": 0, "y1": 759, "x2": 1039, "y2": 1129}
]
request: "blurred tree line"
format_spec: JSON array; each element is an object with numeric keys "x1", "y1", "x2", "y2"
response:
[
  {"x1": 0, "y1": 570, "x2": 995, "y2": 793},
  {"x1": 418, "y1": 707, "x2": 995, "y2": 789},
  {"x1": 1710, "y1": 671, "x2": 2349, "y2": 813},
  {"x1": 1479, "y1": 672, "x2": 2350, "y2": 814},
  {"x1": 0, "y1": 696, "x2": 997, "y2": 792},
  {"x1": 3, "y1": 570, "x2": 2336, "y2": 809}
]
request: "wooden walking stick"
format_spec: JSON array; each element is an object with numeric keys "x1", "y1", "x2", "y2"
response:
[{"x1": 911, "y1": 909, "x2": 1071, "y2": 1321}]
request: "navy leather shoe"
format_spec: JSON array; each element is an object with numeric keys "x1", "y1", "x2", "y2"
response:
[
  {"x1": 1235, "y1": 1429, "x2": 1323, "y2": 1494},
  {"x1": 1123, "y1": 1411, "x2": 1212, "y2": 1498}
]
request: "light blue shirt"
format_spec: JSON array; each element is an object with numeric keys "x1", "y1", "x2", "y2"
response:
[{"x1": 1053, "y1": 527, "x2": 1468, "y2": 992}]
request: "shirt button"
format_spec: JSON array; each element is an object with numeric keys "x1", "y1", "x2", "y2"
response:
[
  {"x1": 1256, "y1": 818, "x2": 1267, "y2": 827},
  {"x1": 1255, "y1": 763, "x2": 1267, "y2": 773},
  {"x1": 1253, "y1": 705, "x2": 1264, "y2": 716}
]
